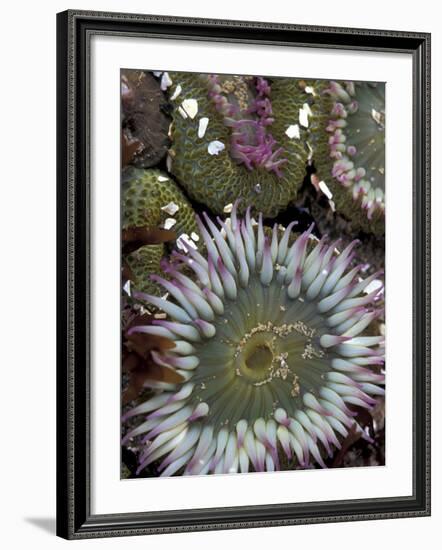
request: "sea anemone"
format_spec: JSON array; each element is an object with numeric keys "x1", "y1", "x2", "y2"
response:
[
  {"x1": 312, "y1": 81, "x2": 385, "y2": 235},
  {"x1": 122, "y1": 203, "x2": 385, "y2": 476},
  {"x1": 124, "y1": 243, "x2": 166, "y2": 296},
  {"x1": 166, "y1": 72, "x2": 315, "y2": 217},
  {"x1": 122, "y1": 167, "x2": 197, "y2": 235},
  {"x1": 122, "y1": 167, "x2": 198, "y2": 295}
]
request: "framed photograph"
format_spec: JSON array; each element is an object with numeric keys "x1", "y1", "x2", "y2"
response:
[{"x1": 56, "y1": 10, "x2": 431, "y2": 539}]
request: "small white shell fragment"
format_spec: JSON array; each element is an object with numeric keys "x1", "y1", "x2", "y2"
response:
[
  {"x1": 166, "y1": 155, "x2": 173, "y2": 171},
  {"x1": 371, "y1": 108, "x2": 383, "y2": 125},
  {"x1": 152, "y1": 71, "x2": 162, "y2": 77},
  {"x1": 191, "y1": 232, "x2": 200, "y2": 242},
  {"x1": 177, "y1": 233, "x2": 198, "y2": 251},
  {"x1": 303, "y1": 103, "x2": 313, "y2": 116},
  {"x1": 364, "y1": 279, "x2": 384, "y2": 295},
  {"x1": 161, "y1": 202, "x2": 180, "y2": 216},
  {"x1": 254, "y1": 183, "x2": 262, "y2": 194},
  {"x1": 299, "y1": 103, "x2": 312, "y2": 128},
  {"x1": 299, "y1": 108, "x2": 308, "y2": 127},
  {"x1": 181, "y1": 98, "x2": 198, "y2": 119},
  {"x1": 285, "y1": 124, "x2": 300, "y2": 139},
  {"x1": 178, "y1": 106, "x2": 188, "y2": 119},
  {"x1": 154, "y1": 312, "x2": 167, "y2": 319},
  {"x1": 318, "y1": 180, "x2": 333, "y2": 199},
  {"x1": 223, "y1": 203, "x2": 233, "y2": 213},
  {"x1": 329, "y1": 199, "x2": 336, "y2": 212},
  {"x1": 305, "y1": 86, "x2": 315, "y2": 95},
  {"x1": 157, "y1": 175, "x2": 169, "y2": 182},
  {"x1": 163, "y1": 218, "x2": 177, "y2": 230},
  {"x1": 170, "y1": 84, "x2": 182, "y2": 101},
  {"x1": 160, "y1": 72, "x2": 173, "y2": 91},
  {"x1": 123, "y1": 280, "x2": 131, "y2": 296},
  {"x1": 198, "y1": 117, "x2": 209, "y2": 138},
  {"x1": 208, "y1": 140, "x2": 225, "y2": 155}
]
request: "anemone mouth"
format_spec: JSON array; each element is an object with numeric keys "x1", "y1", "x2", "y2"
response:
[
  {"x1": 325, "y1": 81, "x2": 385, "y2": 220},
  {"x1": 188, "y1": 277, "x2": 332, "y2": 427},
  {"x1": 241, "y1": 339, "x2": 274, "y2": 376},
  {"x1": 123, "y1": 202, "x2": 385, "y2": 476}
]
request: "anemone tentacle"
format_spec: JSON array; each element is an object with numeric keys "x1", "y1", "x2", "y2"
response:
[{"x1": 123, "y1": 202, "x2": 385, "y2": 475}]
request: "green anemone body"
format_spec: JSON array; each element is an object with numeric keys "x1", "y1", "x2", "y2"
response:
[
  {"x1": 167, "y1": 73, "x2": 311, "y2": 217},
  {"x1": 304, "y1": 81, "x2": 335, "y2": 174},
  {"x1": 125, "y1": 244, "x2": 165, "y2": 296},
  {"x1": 122, "y1": 167, "x2": 197, "y2": 235},
  {"x1": 122, "y1": 167, "x2": 198, "y2": 295}
]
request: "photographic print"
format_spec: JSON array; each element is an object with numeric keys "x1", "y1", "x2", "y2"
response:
[
  {"x1": 120, "y1": 70, "x2": 386, "y2": 479},
  {"x1": 57, "y1": 11, "x2": 430, "y2": 538}
]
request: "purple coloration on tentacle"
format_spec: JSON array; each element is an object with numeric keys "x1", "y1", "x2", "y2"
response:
[
  {"x1": 322, "y1": 81, "x2": 385, "y2": 222},
  {"x1": 207, "y1": 75, "x2": 288, "y2": 176},
  {"x1": 123, "y1": 209, "x2": 385, "y2": 476}
]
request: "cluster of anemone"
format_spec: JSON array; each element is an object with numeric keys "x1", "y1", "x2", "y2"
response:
[
  {"x1": 122, "y1": 203, "x2": 385, "y2": 476},
  {"x1": 165, "y1": 72, "x2": 386, "y2": 236},
  {"x1": 317, "y1": 81, "x2": 385, "y2": 230}
]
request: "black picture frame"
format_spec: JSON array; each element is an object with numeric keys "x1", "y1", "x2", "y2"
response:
[{"x1": 56, "y1": 9, "x2": 431, "y2": 540}]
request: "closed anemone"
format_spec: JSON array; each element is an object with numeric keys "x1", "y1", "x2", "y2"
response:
[
  {"x1": 167, "y1": 72, "x2": 310, "y2": 218},
  {"x1": 122, "y1": 202, "x2": 385, "y2": 476}
]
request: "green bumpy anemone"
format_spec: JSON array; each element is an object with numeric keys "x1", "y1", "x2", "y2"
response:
[
  {"x1": 125, "y1": 244, "x2": 164, "y2": 295},
  {"x1": 167, "y1": 72, "x2": 319, "y2": 217},
  {"x1": 311, "y1": 81, "x2": 385, "y2": 236},
  {"x1": 122, "y1": 167, "x2": 197, "y2": 234},
  {"x1": 122, "y1": 167, "x2": 198, "y2": 295}
]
